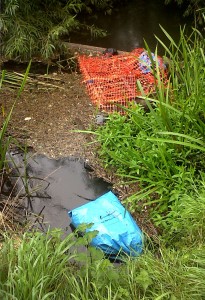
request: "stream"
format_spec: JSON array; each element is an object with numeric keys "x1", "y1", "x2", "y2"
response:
[{"x1": 70, "y1": 0, "x2": 190, "y2": 53}]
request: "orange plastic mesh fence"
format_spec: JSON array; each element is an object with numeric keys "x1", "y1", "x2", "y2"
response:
[{"x1": 78, "y1": 48, "x2": 168, "y2": 113}]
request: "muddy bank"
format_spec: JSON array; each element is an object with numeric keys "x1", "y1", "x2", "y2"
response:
[
  {"x1": 1, "y1": 71, "x2": 96, "y2": 158},
  {"x1": 1, "y1": 66, "x2": 158, "y2": 237}
]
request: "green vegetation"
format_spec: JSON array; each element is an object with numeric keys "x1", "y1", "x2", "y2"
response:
[
  {"x1": 1, "y1": 24, "x2": 205, "y2": 299},
  {"x1": 95, "y1": 27, "x2": 205, "y2": 236},
  {"x1": 1, "y1": 228, "x2": 205, "y2": 299},
  {"x1": 1, "y1": 229, "x2": 205, "y2": 299},
  {"x1": 165, "y1": 0, "x2": 205, "y2": 24},
  {"x1": 0, "y1": 0, "x2": 117, "y2": 60}
]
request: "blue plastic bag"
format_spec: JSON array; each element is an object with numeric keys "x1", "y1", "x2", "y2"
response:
[{"x1": 68, "y1": 191, "x2": 143, "y2": 257}]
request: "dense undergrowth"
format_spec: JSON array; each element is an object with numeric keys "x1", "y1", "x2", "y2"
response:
[
  {"x1": 95, "y1": 27, "x2": 205, "y2": 239},
  {"x1": 1, "y1": 27, "x2": 205, "y2": 299},
  {"x1": 1, "y1": 229, "x2": 205, "y2": 299}
]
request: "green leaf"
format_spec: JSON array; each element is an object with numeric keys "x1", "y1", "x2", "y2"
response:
[{"x1": 136, "y1": 269, "x2": 153, "y2": 291}]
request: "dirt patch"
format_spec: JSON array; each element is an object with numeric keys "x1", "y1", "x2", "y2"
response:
[
  {"x1": 1, "y1": 66, "x2": 158, "y2": 237},
  {"x1": 1, "y1": 71, "x2": 96, "y2": 157}
]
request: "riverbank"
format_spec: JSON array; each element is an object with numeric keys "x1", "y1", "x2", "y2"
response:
[
  {"x1": 1, "y1": 24, "x2": 205, "y2": 299},
  {"x1": 1, "y1": 69, "x2": 125, "y2": 188},
  {"x1": 2, "y1": 72, "x2": 94, "y2": 158},
  {"x1": 1, "y1": 66, "x2": 157, "y2": 236}
]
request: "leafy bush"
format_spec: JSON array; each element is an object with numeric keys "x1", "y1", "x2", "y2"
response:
[{"x1": 0, "y1": 0, "x2": 116, "y2": 60}]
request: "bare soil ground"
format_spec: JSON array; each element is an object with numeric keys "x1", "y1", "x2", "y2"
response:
[
  {"x1": 1, "y1": 67, "x2": 158, "y2": 237},
  {"x1": 2, "y1": 72, "x2": 94, "y2": 156}
]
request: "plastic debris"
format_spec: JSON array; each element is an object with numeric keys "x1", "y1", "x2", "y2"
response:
[
  {"x1": 138, "y1": 51, "x2": 166, "y2": 74},
  {"x1": 78, "y1": 48, "x2": 168, "y2": 113},
  {"x1": 68, "y1": 191, "x2": 143, "y2": 258}
]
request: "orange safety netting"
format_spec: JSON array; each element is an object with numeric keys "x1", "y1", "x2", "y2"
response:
[{"x1": 78, "y1": 48, "x2": 168, "y2": 113}]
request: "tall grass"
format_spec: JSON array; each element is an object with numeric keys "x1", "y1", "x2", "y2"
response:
[
  {"x1": 0, "y1": 229, "x2": 77, "y2": 299},
  {"x1": 0, "y1": 62, "x2": 31, "y2": 231},
  {"x1": 1, "y1": 229, "x2": 205, "y2": 299},
  {"x1": 94, "y1": 27, "x2": 205, "y2": 233},
  {"x1": 163, "y1": 179, "x2": 205, "y2": 246}
]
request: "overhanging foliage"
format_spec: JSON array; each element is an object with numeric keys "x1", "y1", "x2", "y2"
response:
[{"x1": 0, "y1": 0, "x2": 116, "y2": 60}]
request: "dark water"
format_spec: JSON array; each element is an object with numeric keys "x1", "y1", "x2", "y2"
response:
[
  {"x1": 7, "y1": 152, "x2": 111, "y2": 233},
  {"x1": 71, "y1": 0, "x2": 190, "y2": 53}
]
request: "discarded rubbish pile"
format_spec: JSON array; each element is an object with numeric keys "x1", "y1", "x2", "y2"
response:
[
  {"x1": 78, "y1": 48, "x2": 168, "y2": 113},
  {"x1": 68, "y1": 191, "x2": 143, "y2": 259}
]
